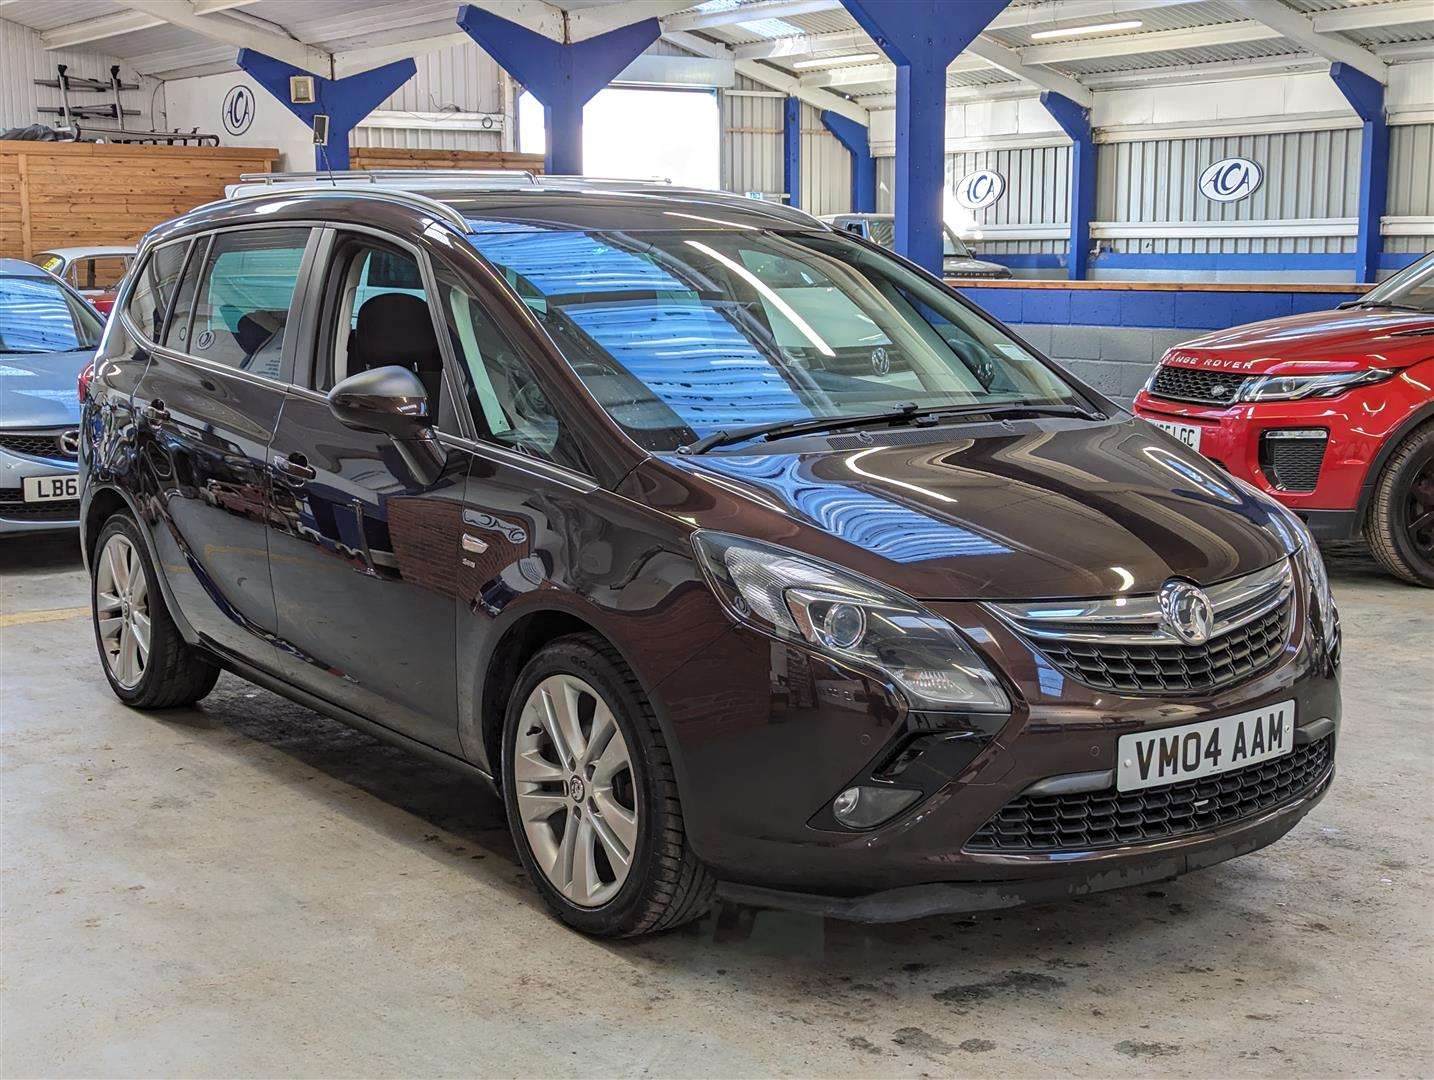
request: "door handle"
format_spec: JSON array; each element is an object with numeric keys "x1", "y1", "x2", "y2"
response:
[
  {"x1": 142, "y1": 399, "x2": 170, "y2": 423},
  {"x1": 273, "y1": 452, "x2": 316, "y2": 482}
]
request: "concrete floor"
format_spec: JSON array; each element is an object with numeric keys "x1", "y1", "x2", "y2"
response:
[{"x1": 2, "y1": 532, "x2": 1431, "y2": 1078}]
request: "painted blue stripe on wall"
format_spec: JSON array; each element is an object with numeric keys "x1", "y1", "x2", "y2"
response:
[
  {"x1": 957, "y1": 285, "x2": 1364, "y2": 330},
  {"x1": 977, "y1": 251, "x2": 1423, "y2": 273}
]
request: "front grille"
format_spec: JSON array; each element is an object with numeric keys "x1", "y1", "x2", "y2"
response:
[
  {"x1": 1035, "y1": 596, "x2": 1292, "y2": 695},
  {"x1": 0, "y1": 489, "x2": 79, "y2": 522},
  {"x1": 0, "y1": 430, "x2": 78, "y2": 461},
  {"x1": 1149, "y1": 364, "x2": 1247, "y2": 405},
  {"x1": 1260, "y1": 431, "x2": 1327, "y2": 493},
  {"x1": 965, "y1": 734, "x2": 1333, "y2": 852}
]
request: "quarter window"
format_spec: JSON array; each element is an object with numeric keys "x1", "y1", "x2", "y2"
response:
[
  {"x1": 71, "y1": 256, "x2": 130, "y2": 291},
  {"x1": 183, "y1": 228, "x2": 309, "y2": 377},
  {"x1": 125, "y1": 241, "x2": 188, "y2": 343}
]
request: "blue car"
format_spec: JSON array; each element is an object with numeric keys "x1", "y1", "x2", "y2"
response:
[{"x1": 0, "y1": 258, "x2": 103, "y2": 535}]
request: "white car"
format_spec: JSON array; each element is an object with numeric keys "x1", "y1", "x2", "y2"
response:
[{"x1": 29, "y1": 246, "x2": 136, "y2": 315}]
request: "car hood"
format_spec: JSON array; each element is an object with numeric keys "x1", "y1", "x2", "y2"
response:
[
  {"x1": 0, "y1": 350, "x2": 89, "y2": 428},
  {"x1": 640, "y1": 417, "x2": 1294, "y2": 601},
  {"x1": 1168, "y1": 306, "x2": 1434, "y2": 374},
  {"x1": 943, "y1": 256, "x2": 1009, "y2": 278}
]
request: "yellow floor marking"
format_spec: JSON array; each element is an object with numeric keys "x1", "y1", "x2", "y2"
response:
[{"x1": 0, "y1": 605, "x2": 90, "y2": 628}]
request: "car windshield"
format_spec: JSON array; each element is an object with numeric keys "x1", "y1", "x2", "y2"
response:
[
  {"x1": 0, "y1": 274, "x2": 101, "y2": 355},
  {"x1": 865, "y1": 219, "x2": 970, "y2": 259},
  {"x1": 1357, "y1": 252, "x2": 1434, "y2": 312},
  {"x1": 464, "y1": 226, "x2": 1084, "y2": 452}
]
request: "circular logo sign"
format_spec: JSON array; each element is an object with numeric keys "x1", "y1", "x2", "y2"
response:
[
  {"x1": 1198, "y1": 156, "x2": 1263, "y2": 203},
  {"x1": 954, "y1": 170, "x2": 1006, "y2": 211},
  {"x1": 1158, "y1": 579, "x2": 1216, "y2": 645},
  {"x1": 222, "y1": 85, "x2": 255, "y2": 136}
]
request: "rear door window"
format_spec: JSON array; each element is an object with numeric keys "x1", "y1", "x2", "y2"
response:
[
  {"x1": 183, "y1": 228, "x2": 310, "y2": 378},
  {"x1": 71, "y1": 255, "x2": 130, "y2": 292},
  {"x1": 125, "y1": 241, "x2": 189, "y2": 344}
]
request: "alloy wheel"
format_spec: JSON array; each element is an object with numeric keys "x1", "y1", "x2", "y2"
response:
[
  {"x1": 95, "y1": 533, "x2": 151, "y2": 690},
  {"x1": 1403, "y1": 458, "x2": 1434, "y2": 562},
  {"x1": 513, "y1": 674, "x2": 638, "y2": 908}
]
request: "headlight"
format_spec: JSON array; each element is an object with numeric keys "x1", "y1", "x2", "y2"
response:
[
  {"x1": 1228, "y1": 478, "x2": 1338, "y2": 655},
  {"x1": 691, "y1": 531, "x2": 1011, "y2": 712},
  {"x1": 1237, "y1": 368, "x2": 1393, "y2": 402}
]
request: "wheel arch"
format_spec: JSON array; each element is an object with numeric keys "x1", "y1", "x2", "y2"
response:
[{"x1": 1355, "y1": 402, "x2": 1434, "y2": 527}]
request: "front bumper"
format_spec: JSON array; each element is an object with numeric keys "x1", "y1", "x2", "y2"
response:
[
  {"x1": 0, "y1": 447, "x2": 80, "y2": 535},
  {"x1": 1132, "y1": 388, "x2": 1384, "y2": 533},
  {"x1": 658, "y1": 581, "x2": 1339, "y2": 904}
]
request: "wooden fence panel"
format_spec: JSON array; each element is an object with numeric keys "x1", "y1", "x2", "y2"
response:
[
  {"x1": 350, "y1": 146, "x2": 544, "y2": 173},
  {"x1": 0, "y1": 141, "x2": 279, "y2": 260}
]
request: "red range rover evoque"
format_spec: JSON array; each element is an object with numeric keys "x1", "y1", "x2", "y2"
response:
[{"x1": 1135, "y1": 252, "x2": 1434, "y2": 586}]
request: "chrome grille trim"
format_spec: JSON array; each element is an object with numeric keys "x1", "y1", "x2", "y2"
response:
[{"x1": 987, "y1": 559, "x2": 1294, "y2": 645}]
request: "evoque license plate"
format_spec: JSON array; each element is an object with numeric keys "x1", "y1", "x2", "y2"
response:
[{"x1": 1117, "y1": 701, "x2": 1294, "y2": 792}]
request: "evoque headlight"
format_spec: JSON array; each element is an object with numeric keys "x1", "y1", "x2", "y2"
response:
[
  {"x1": 691, "y1": 531, "x2": 1010, "y2": 712},
  {"x1": 1237, "y1": 368, "x2": 1394, "y2": 402}
]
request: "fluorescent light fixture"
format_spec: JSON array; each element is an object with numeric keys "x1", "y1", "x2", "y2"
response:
[
  {"x1": 792, "y1": 52, "x2": 881, "y2": 69},
  {"x1": 1029, "y1": 19, "x2": 1142, "y2": 40}
]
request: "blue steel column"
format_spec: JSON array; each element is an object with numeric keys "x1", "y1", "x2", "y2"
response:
[
  {"x1": 237, "y1": 51, "x2": 416, "y2": 170},
  {"x1": 839, "y1": 0, "x2": 1011, "y2": 275},
  {"x1": 1040, "y1": 91, "x2": 1095, "y2": 280},
  {"x1": 457, "y1": 5, "x2": 659, "y2": 176},
  {"x1": 783, "y1": 97, "x2": 802, "y2": 207},
  {"x1": 821, "y1": 109, "x2": 876, "y2": 212},
  {"x1": 1330, "y1": 62, "x2": 1389, "y2": 283}
]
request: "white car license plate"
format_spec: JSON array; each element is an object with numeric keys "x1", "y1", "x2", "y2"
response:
[
  {"x1": 22, "y1": 474, "x2": 78, "y2": 503},
  {"x1": 1117, "y1": 701, "x2": 1294, "y2": 792},
  {"x1": 1148, "y1": 418, "x2": 1203, "y2": 451}
]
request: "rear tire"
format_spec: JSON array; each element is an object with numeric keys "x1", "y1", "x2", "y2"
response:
[
  {"x1": 91, "y1": 513, "x2": 220, "y2": 708},
  {"x1": 501, "y1": 633, "x2": 714, "y2": 937},
  {"x1": 1366, "y1": 422, "x2": 1434, "y2": 588}
]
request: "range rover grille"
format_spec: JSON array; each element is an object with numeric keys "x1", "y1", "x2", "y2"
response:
[
  {"x1": 965, "y1": 735, "x2": 1333, "y2": 852},
  {"x1": 1149, "y1": 365, "x2": 1247, "y2": 405}
]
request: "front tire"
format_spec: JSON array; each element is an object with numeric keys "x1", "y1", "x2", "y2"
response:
[
  {"x1": 1366, "y1": 422, "x2": 1434, "y2": 587},
  {"x1": 91, "y1": 513, "x2": 220, "y2": 707},
  {"x1": 501, "y1": 633, "x2": 714, "y2": 937}
]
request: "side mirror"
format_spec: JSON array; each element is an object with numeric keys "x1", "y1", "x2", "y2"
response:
[
  {"x1": 327, "y1": 365, "x2": 431, "y2": 437},
  {"x1": 327, "y1": 365, "x2": 446, "y2": 486}
]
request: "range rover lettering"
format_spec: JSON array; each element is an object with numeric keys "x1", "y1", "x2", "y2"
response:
[{"x1": 79, "y1": 174, "x2": 1340, "y2": 937}]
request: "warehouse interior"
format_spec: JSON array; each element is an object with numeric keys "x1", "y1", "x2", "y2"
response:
[{"x1": 1, "y1": 0, "x2": 1432, "y2": 1076}]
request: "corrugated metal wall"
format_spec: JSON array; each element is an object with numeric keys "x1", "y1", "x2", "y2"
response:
[
  {"x1": 948, "y1": 144, "x2": 1069, "y2": 255},
  {"x1": 720, "y1": 76, "x2": 783, "y2": 199},
  {"x1": 0, "y1": 17, "x2": 155, "y2": 132},
  {"x1": 1387, "y1": 122, "x2": 1434, "y2": 254},
  {"x1": 719, "y1": 78, "x2": 849, "y2": 214},
  {"x1": 1096, "y1": 128, "x2": 1361, "y2": 253},
  {"x1": 350, "y1": 40, "x2": 506, "y2": 153}
]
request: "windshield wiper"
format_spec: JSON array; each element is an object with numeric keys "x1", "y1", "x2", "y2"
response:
[
  {"x1": 678, "y1": 401, "x2": 1102, "y2": 454},
  {"x1": 1338, "y1": 299, "x2": 1427, "y2": 312}
]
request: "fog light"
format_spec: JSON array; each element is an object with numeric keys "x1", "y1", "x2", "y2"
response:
[{"x1": 832, "y1": 784, "x2": 920, "y2": 829}]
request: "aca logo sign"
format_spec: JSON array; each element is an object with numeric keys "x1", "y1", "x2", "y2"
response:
[
  {"x1": 1198, "y1": 157, "x2": 1263, "y2": 203},
  {"x1": 953, "y1": 170, "x2": 1006, "y2": 210},
  {"x1": 222, "y1": 85, "x2": 255, "y2": 136}
]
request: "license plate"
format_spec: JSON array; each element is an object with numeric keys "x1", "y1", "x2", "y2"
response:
[
  {"x1": 22, "y1": 474, "x2": 78, "y2": 503},
  {"x1": 1117, "y1": 701, "x2": 1294, "y2": 792},
  {"x1": 1148, "y1": 418, "x2": 1203, "y2": 450}
]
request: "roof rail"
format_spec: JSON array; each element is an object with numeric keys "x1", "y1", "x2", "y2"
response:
[
  {"x1": 236, "y1": 168, "x2": 539, "y2": 186},
  {"x1": 223, "y1": 182, "x2": 471, "y2": 232}
]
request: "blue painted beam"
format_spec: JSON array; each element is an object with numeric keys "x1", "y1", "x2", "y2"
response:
[
  {"x1": 1039, "y1": 91, "x2": 1095, "y2": 281},
  {"x1": 1329, "y1": 61, "x2": 1388, "y2": 283},
  {"x1": 820, "y1": 109, "x2": 876, "y2": 212},
  {"x1": 237, "y1": 50, "x2": 416, "y2": 170},
  {"x1": 457, "y1": 5, "x2": 658, "y2": 176},
  {"x1": 783, "y1": 97, "x2": 802, "y2": 207},
  {"x1": 839, "y1": 0, "x2": 1011, "y2": 276}
]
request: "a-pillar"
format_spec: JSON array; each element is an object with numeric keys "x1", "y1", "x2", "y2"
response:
[
  {"x1": 457, "y1": 4, "x2": 659, "y2": 176},
  {"x1": 237, "y1": 49, "x2": 416, "y2": 170},
  {"x1": 820, "y1": 109, "x2": 876, "y2": 213},
  {"x1": 839, "y1": 0, "x2": 1012, "y2": 275},
  {"x1": 1330, "y1": 61, "x2": 1389, "y2": 283},
  {"x1": 1039, "y1": 91, "x2": 1095, "y2": 280}
]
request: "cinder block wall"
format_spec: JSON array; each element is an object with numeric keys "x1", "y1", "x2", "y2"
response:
[{"x1": 957, "y1": 283, "x2": 1367, "y2": 406}]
